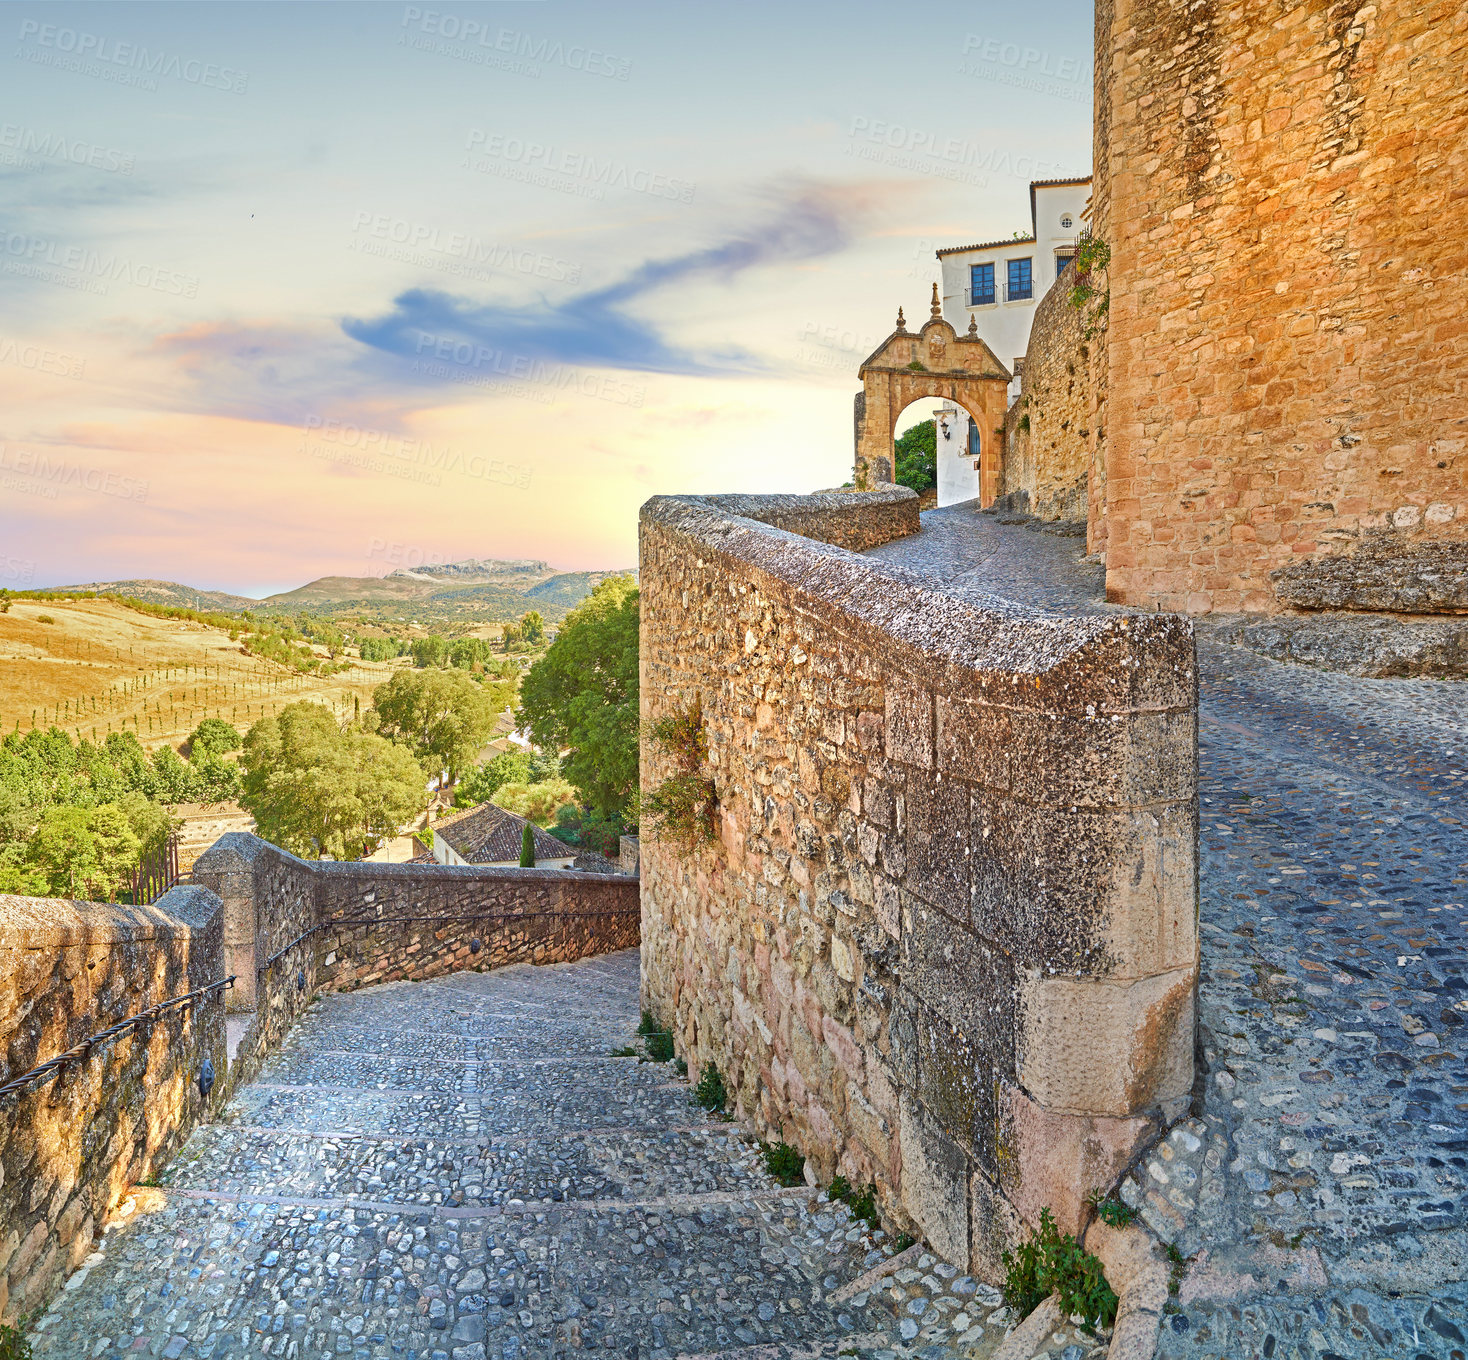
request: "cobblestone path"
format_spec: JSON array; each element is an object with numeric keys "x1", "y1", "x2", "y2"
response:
[
  {"x1": 874, "y1": 505, "x2": 1468, "y2": 1360},
  {"x1": 32, "y1": 951, "x2": 1042, "y2": 1360}
]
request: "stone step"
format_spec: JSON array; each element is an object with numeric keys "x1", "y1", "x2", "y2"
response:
[
  {"x1": 30, "y1": 1181, "x2": 935, "y2": 1359},
  {"x1": 161, "y1": 1121, "x2": 781, "y2": 1207}
]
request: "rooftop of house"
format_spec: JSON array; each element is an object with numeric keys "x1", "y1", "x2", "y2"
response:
[
  {"x1": 432, "y1": 800, "x2": 578, "y2": 864},
  {"x1": 936, "y1": 175, "x2": 1092, "y2": 258}
]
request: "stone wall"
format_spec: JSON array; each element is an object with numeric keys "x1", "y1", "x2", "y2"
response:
[
  {"x1": 314, "y1": 861, "x2": 640, "y2": 991},
  {"x1": 702, "y1": 489, "x2": 920, "y2": 554},
  {"x1": 1097, "y1": 0, "x2": 1468, "y2": 613},
  {"x1": 999, "y1": 267, "x2": 1092, "y2": 526},
  {"x1": 0, "y1": 886, "x2": 228, "y2": 1323},
  {"x1": 638, "y1": 493, "x2": 1198, "y2": 1279},
  {"x1": 192, "y1": 832, "x2": 640, "y2": 1001}
]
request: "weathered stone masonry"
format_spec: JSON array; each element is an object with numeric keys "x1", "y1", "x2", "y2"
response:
[
  {"x1": 0, "y1": 887, "x2": 228, "y2": 1322},
  {"x1": 639, "y1": 489, "x2": 1198, "y2": 1279},
  {"x1": 0, "y1": 839, "x2": 637, "y2": 1324},
  {"x1": 1098, "y1": 0, "x2": 1468, "y2": 613}
]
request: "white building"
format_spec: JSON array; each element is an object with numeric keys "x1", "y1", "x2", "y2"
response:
[
  {"x1": 933, "y1": 404, "x2": 982, "y2": 507},
  {"x1": 936, "y1": 177, "x2": 1091, "y2": 402}
]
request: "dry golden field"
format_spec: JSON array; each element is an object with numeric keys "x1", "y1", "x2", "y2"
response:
[{"x1": 0, "y1": 598, "x2": 405, "y2": 749}]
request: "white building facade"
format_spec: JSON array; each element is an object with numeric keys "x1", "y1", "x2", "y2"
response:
[
  {"x1": 937, "y1": 177, "x2": 1091, "y2": 402},
  {"x1": 933, "y1": 403, "x2": 982, "y2": 507}
]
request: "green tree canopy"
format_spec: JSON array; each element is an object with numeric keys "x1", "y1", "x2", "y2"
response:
[
  {"x1": 894, "y1": 417, "x2": 936, "y2": 494},
  {"x1": 188, "y1": 717, "x2": 242, "y2": 758},
  {"x1": 24, "y1": 802, "x2": 140, "y2": 900},
  {"x1": 518, "y1": 575, "x2": 638, "y2": 819},
  {"x1": 520, "y1": 611, "x2": 545, "y2": 644},
  {"x1": 240, "y1": 701, "x2": 427, "y2": 860},
  {"x1": 410, "y1": 634, "x2": 450, "y2": 668},
  {"x1": 369, "y1": 668, "x2": 497, "y2": 787},
  {"x1": 454, "y1": 748, "x2": 561, "y2": 807}
]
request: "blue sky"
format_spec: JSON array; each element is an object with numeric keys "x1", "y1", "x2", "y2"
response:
[{"x1": 1, "y1": 0, "x2": 1092, "y2": 593}]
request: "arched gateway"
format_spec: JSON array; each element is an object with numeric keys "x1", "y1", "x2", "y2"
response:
[{"x1": 854, "y1": 285, "x2": 1011, "y2": 505}]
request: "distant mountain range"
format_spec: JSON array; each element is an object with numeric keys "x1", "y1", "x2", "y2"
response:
[{"x1": 53, "y1": 559, "x2": 635, "y2": 622}]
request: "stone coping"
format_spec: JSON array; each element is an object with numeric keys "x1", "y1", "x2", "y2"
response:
[
  {"x1": 644, "y1": 493, "x2": 1194, "y2": 697},
  {"x1": 197, "y1": 833, "x2": 633, "y2": 886},
  {"x1": 0, "y1": 885, "x2": 220, "y2": 949}
]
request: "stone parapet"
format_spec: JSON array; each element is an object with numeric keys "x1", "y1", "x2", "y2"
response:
[
  {"x1": 701, "y1": 487, "x2": 920, "y2": 553},
  {"x1": 638, "y1": 491, "x2": 1198, "y2": 1280},
  {"x1": 0, "y1": 886, "x2": 228, "y2": 1323}
]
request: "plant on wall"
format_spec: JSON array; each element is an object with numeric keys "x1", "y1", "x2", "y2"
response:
[
  {"x1": 639, "y1": 702, "x2": 716, "y2": 847},
  {"x1": 1068, "y1": 234, "x2": 1111, "y2": 340}
]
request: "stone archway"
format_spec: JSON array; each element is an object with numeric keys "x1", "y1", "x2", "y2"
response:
[{"x1": 854, "y1": 286, "x2": 1011, "y2": 505}]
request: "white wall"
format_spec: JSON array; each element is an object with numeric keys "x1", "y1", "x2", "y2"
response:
[{"x1": 934, "y1": 405, "x2": 982, "y2": 507}]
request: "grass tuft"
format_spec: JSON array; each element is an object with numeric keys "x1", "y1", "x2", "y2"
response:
[
  {"x1": 1002, "y1": 1207, "x2": 1118, "y2": 1335},
  {"x1": 760, "y1": 1141, "x2": 805, "y2": 1186}
]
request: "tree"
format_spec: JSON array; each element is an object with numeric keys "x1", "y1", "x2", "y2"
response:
[
  {"x1": 493, "y1": 778, "x2": 578, "y2": 826},
  {"x1": 893, "y1": 418, "x2": 936, "y2": 494},
  {"x1": 188, "y1": 717, "x2": 241, "y2": 758},
  {"x1": 410, "y1": 635, "x2": 450, "y2": 668},
  {"x1": 454, "y1": 749, "x2": 561, "y2": 807},
  {"x1": 370, "y1": 669, "x2": 497, "y2": 787},
  {"x1": 240, "y1": 702, "x2": 427, "y2": 860},
  {"x1": 519, "y1": 822, "x2": 535, "y2": 868},
  {"x1": 25, "y1": 802, "x2": 140, "y2": 900},
  {"x1": 520, "y1": 611, "x2": 545, "y2": 644},
  {"x1": 518, "y1": 575, "x2": 638, "y2": 820}
]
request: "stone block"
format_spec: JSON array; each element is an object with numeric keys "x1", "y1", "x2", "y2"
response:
[
  {"x1": 884, "y1": 684, "x2": 933, "y2": 770},
  {"x1": 913, "y1": 1003, "x2": 996, "y2": 1175},
  {"x1": 1004, "y1": 708, "x2": 1195, "y2": 809},
  {"x1": 899, "y1": 1092, "x2": 971, "y2": 1266},
  {"x1": 1015, "y1": 967, "x2": 1196, "y2": 1118},
  {"x1": 904, "y1": 777, "x2": 972, "y2": 921},
  {"x1": 900, "y1": 892, "x2": 1014, "y2": 1077},
  {"x1": 935, "y1": 697, "x2": 1010, "y2": 787},
  {"x1": 969, "y1": 1168, "x2": 1026, "y2": 1285},
  {"x1": 996, "y1": 1082, "x2": 1157, "y2": 1236},
  {"x1": 971, "y1": 795, "x2": 1196, "y2": 979}
]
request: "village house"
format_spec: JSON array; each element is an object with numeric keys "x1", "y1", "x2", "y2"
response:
[{"x1": 427, "y1": 800, "x2": 577, "y2": 869}]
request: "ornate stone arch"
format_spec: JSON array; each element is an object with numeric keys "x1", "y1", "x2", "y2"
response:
[{"x1": 854, "y1": 285, "x2": 1011, "y2": 505}]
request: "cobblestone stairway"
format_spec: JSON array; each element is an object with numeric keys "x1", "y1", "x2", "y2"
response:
[{"x1": 32, "y1": 951, "x2": 1062, "y2": 1360}]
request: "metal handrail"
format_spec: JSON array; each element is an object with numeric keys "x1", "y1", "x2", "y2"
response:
[{"x1": 0, "y1": 975, "x2": 234, "y2": 1103}]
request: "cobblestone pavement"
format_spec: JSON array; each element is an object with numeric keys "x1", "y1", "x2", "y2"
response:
[
  {"x1": 875, "y1": 504, "x2": 1468, "y2": 1359},
  {"x1": 32, "y1": 951, "x2": 1042, "y2": 1360}
]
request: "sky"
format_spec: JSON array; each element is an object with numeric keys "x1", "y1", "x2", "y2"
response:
[{"x1": 1, "y1": 1, "x2": 1093, "y2": 596}]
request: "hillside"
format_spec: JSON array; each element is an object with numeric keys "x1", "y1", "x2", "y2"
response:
[
  {"x1": 43, "y1": 557, "x2": 634, "y2": 629},
  {"x1": 48, "y1": 579, "x2": 258, "y2": 610},
  {"x1": 0, "y1": 598, "x2": 403, "y2": 750}
]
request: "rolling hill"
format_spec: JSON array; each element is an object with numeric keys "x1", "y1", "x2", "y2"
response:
[
  {"x1": 51, "y1": 559, "x2": 636, "y2": 625},
  {"x1": 48, "y1": 579, "x2": 258, "y2": 610}
]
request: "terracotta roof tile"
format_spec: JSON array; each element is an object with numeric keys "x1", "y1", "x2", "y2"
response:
[{"x1": 433, "y1": 801, "x2": 577, "y2": 864}]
